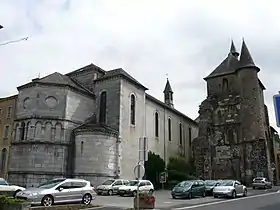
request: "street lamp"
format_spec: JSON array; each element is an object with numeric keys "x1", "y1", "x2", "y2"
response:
[{"x1": 0, "y1": 25, "x2": 3, "y2": 29}]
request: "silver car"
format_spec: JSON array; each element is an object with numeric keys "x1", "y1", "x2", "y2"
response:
[
  {"x1": 16, "y1": 178, "x2": 96, "y2": 207},
  {"x1": 96, "y1": 179, "x2": 129, "y2": 195},
  {"x1": 252, "y1": 177, "x2": 272, "y2": 189},
  {"x1": 213, "y1": 180, "x2": 247, "y2": 198}
]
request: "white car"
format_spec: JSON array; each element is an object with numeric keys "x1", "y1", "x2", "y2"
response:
[
  {"x1": 118, "y1": 180, "x2": 154, "y2": 197},
  {"x1": 213, "y1": 180, "x2": 247, "y2": 198},
  {"x1": 0, "y1": 178, "x2": 26, "y2": 197},
  {"x1": 96, "y1": 179, "x2": 129, "y2": 195}
]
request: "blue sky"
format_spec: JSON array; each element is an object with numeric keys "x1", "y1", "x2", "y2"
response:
[{"x1": 1, "y1": 0, "x2": 280, "y2": 130}]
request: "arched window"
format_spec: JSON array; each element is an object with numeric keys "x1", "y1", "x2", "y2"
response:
[
  {"x1": 99, "y1": 92, "x2": 107, "y2": 124},
  {"x1": 130, "y1": 94, "x2": 136, "y2": 125},
  {"x1": 1, "y1": 148, "x2": 7, "y2": 170},
  {"x1": 20, "y1": 122, "x2": 25, "y2": 141},
  {"x1": 179, "y1": 123, "x2": 183, "y2": 145},
  {"x1": 155, "y1": 112, "x2": 159, "y2": 137},
  {"x1": 168, "y1": 118, "x2": 172, "y2": 141},
  {"x1": 222, "y1": 78, "x2": 229, "y2": 92}
]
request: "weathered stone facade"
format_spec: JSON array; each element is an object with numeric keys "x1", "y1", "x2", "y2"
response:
[
  {"x1": 8, "y1": 64, "x2": 198, "y2": 187},
  {"x1": 193, "y1": 40, "x2": 274, "y2": 185}
]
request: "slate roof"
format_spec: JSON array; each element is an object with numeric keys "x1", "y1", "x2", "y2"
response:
[
  {"x1": 163, "y1": 79, "x2": 173, "y2": 93},
  {"x1": 17, "y1": 72, "x2": 93, "y2": 95},
  {"x1": 237, "y1": 40, "x2": 259, "y2": 71},
  {"x1": 66, "y1": 63, "x2": 106, "y2": 76},
  {"x1": 95, "y1": 68, "x2": 148, "y2": 90},
  {"x1": 74, "y1": 113, "x2": 118, "y2": 134}
]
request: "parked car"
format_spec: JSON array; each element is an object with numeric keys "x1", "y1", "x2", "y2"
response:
[
  {"x1": 171, "y1": 180, "x2": 206, "y2": 199},
  {"x1": 118, "y1": 180, "x2": 154, "y2": 197},
  {"x1": 252, "y1": 177, "x2": 272, "y2": 189},
  {"x1": 204, "y1": 180, "x2": 221, "y2": 196},
  {"x1": 213, "y1": 180, "x2": 247, "y2": 198},
  {"x1": 96, "y1": 179, "x2": 129, "y2": 195},
  {"x1": 0, "y1": 178, "x2": 25, "y2": 197},
  {"x1": 15, "y1": 178, "x2": 96, "y2": 207}
]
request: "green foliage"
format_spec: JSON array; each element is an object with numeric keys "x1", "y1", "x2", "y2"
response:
[
  {"x1": 167, "y1": 156, "x2": 197, "y2": 183},
  {"x1": 0, "y1": 195, "x2": 26, "y2": 204},
  {"x1": 144, "y1": 151, "x2": 165, "y2": 189}
]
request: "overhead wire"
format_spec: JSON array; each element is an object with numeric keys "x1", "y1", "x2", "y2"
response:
[{"x1": 0, "y1": 37, "x2": 29, "y2": 46}]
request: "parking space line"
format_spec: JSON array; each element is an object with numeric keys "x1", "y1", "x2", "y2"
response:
[{"x1": 172, "y1": 191, "x2": 279, "y2": 209}]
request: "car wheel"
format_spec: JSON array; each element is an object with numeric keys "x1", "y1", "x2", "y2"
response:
[
  {"x1": 108, "y1": 190, "x2": 113, "y2": 196},
  {"x1": 119, "y1": 192, "x2": 124, "y2": 196},
  {"x1": 172, "y1": 195, "x2": 176, "y2": 199},
  {"x1": 13, "y1": 190, "x2": 21, "y2": 198},
  {"x1": 41, "y1": 195, "x2": 54, "y2": 207},
  {"x1": 149, "y1": 190, "x2": 154, "y2": 195},
  {"x1": 213, "y1": 194, "x2": 218, "y2": 198},
  {"x1": 243, "y1": 189, "x2": 247, "y2": 197},
  {"x1": 231, "y1": 190, "x2": 236, "y2": 199},
  {"x1": 82, "y1": 193, "x2": 92, "y2": 205},
  {"x1": 188, "y1": 192, "x2": 192, "y2": 199},
  {"x1": 97, "y1": 192, "x2": 102, "y2": 195},
  {"x1": 202, "y1": 191, "x2": 206, "y2": 198},
  {"x1": 253, "y1": 186, "x2": 255, "y2": 189}
]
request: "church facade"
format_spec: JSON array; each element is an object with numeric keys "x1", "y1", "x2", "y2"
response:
[
  {"x1": 193, "y1": 40, "x2": 275, "y2": 185},
  {"x1": 7, "y1": 64, "x2": 198, "y2": 187}
]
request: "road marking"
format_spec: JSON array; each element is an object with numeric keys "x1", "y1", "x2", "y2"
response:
[
  {"x1": 164, "y1": 201, "x2": 173, "y2": 204},
  {"x1": 172, "y1": 191, "x2": 279, "y2": 210}
]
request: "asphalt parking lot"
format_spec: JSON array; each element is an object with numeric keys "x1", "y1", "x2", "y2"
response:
[{"x1": 92, "y1": 187, "x2": 280, "y2": 209}]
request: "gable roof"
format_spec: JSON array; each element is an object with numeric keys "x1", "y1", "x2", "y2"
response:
[
  {"x1": 17, "y1": 72, "x2": 93, "y2": 95},
  {"x1": 66, "y1": 63, "x2": 106, "y2": 77},
  {"x1": 95, "y1": 68, "x2": 148, "y2": 90},
  {"x1": 204, "y1": 53, "x2": 239, "y2": 80}
]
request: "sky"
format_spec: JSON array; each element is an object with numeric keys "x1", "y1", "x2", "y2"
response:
[{"x1": 1, "y1": 0, "x2": 280, "y2": 130}]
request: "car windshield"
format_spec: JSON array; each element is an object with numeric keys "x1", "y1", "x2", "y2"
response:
[
  {"x1": 102, "y1": 180, "x2": 114, "y2": 185},
  {"x1": 0, "y1": 180, "x2": 9, "y2": 186},
  {"x1": 220, "y1": 180, "x2": 234, "y2": 186},
  {"x1": 175, "y1": 181, "x2": 192, "y2": 188},
  {"x1": 38, "y1": 179, "x2": 66, "y2": 189},
  {"x1": 204, "y1": 180, "x2": 217, "y2": 186},
  {"x1": 128, "y1": 180, "x2": 139, "y2": 186},
  {"x1": 254, "y1": 178, "x2": 263, "y2": 181}
]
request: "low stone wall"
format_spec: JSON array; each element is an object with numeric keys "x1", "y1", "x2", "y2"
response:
[{"x1": 0, "y1": 203, "x2": 31, "y2": 210}]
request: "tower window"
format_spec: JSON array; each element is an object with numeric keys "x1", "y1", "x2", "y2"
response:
[
  {"x1": 222, "y1": 78, "x2": 228, "y2": 92},
  {"x1": 130, "y1": 94, "x2": 136, "y2": 125},
  {"x1": 179, "y1": 123, "x2": 183, "y2": 145},
  {"x1": 20, "y1": 122, "x2": 25, "y2": 141},
  {"x1": 99, "y1": 91, "x2": 107, "y2": 124},
  {"x1": 168, "y1": 118, "x2": 172, "y2": 141},
  {"x1": 155, "y1": 112, "x2": 159, "y2": 137},
  {"x1": 189, "y1": 127, "x2": 192, "y2": 148}
]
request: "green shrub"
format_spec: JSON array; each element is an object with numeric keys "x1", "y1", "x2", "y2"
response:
[{"x1": 0, "y1": 195, "x2": 26, "y2": 204}]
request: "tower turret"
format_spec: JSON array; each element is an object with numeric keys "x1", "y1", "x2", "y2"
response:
[{"x1": 163, "y1": 79, "x2": 174, "y2": 108}]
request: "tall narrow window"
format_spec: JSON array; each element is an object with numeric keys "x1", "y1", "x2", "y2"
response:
[
  {"x1": 1, "y1": 148, "x2": 7, "y2": 170},
  {"x1": 4, "y1": 126, "x2": 9, "y2": 138},
  {"x1": 168, "y1": 118, "x2": 172, "y2": 141},
  {"x1": 0, "y1": 109, "x2": 2, "y2": 118},
  {"x1": 155, "y1": 112, "x2": 159, "y2": 137},
  {"x1": 188, "y1": 127, "x2": 192, "y2": 148},
  {"x1": 130, "y1": 94, "x2": 136, "y2": 125},
  {"x1": 20, "y1": 122, "x2": 25, "y2": 141},
  {"x1": 179, "y1": 123, "x2": 183, "y2": 145},
  {"x1": 227, "y1": 129, "x2": 234, "y2": 144},
  {"x1": 222, "y1": 78, "x2": 228, "y2": 92},
  {"x1": 7, "y1": 107, "x2": 11, "y2": 118},
  {"x1": 99, "y1": 92, "x2": 107, "y2": 124}
]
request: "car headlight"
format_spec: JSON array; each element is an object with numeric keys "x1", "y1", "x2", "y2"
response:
[{"x1": 30, "y1": 192, "x2": 39, "y2": 196}]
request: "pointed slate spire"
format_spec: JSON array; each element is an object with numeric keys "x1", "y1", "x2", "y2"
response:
[
  {"x1": 230, "y1": 40, "x2": 239, "y2": 57},
  {"x1": 163, "y1": 78, "x2": 174, "y2": 108},
  {"x1": 163, "y1": 79, "x2": 173, "y2": 93},
  {"x1": 238, "y1": 39, "x2": 259, "y2": 71}
]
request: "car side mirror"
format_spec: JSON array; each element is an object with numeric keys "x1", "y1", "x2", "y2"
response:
[{"x1": 57, "y1": 187, "x2": 63, "y2": 191}]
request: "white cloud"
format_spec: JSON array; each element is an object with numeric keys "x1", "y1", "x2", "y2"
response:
[{"x1": 1, "y1": 0, "x2": 280, "y2": 130}]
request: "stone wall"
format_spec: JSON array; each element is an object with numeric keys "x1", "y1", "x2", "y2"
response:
[{"x1": 74, "y1": 131, "x2": 118, "y2": 186}]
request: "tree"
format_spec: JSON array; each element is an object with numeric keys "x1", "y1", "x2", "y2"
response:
[{"x1": 144, "y1": 151, "x2": 165, "y2": 189}]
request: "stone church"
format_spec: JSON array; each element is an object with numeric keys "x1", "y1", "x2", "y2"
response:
[
  {"x1": 7, "y1": 64, "x2": 198, "y2": 187},
  {"x1": 193, "y1": 40, "x2": 275, "y2": 185}
]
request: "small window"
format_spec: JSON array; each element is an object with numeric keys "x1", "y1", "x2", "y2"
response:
[
  {"x1": 139, "y1": 182, "x2": 145, "y2": 187},
  {"x1": 99, "y1": 92, "x2": 107, "y2": 124},
  {"x1": 145, "y1": 181, "x2": 151, "y2": 186},
  {"x1": 7, "y1": 107, "x2": 11, "y2": 118},
  {"x1": 168, "y1": 118, "x2": 172, "y2": 141},
  {"x1": 130, "y1": 94, "x2": 136, "y2": 125},
  {"x1": 0, "y1": 179, "x2": 8, "y2": 186},
  {"x1": 4, "y1": 125, "x2": 9, "y2": 138},
  {"x1": 222, "y1": 78, "x2": 228, "y2": 92},
  {"x1": 155, "y1": 112, "x2": 159, "y2": 137},
  {"x1": 179, "y1": 123, "x2": 183, "y2": 145},
  {"x1": 93, "y1": 73, "x2": 98, "y2": 80},
  {"x1": 58, "y1": 182, "x2": 72, "y2": 189},
  {"x1": 188, "y1": 127, "x2": 192, "y2": 147}
]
